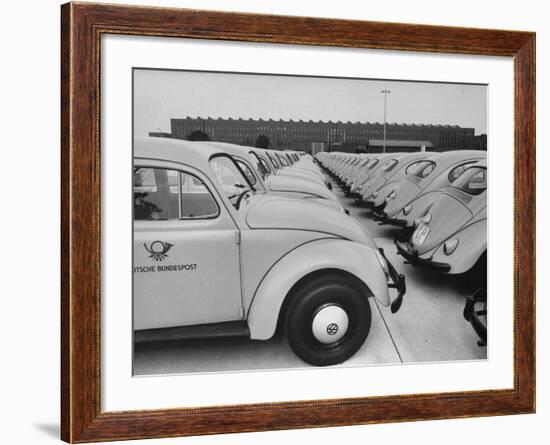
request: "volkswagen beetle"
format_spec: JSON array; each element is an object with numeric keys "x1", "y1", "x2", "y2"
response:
[
  {"x1": 259, "y1": 148, "x2": 331, "y2": 189},
  {"x1": 394, "y1": 159, "x2": 487, "y2": 286},
  {"x1": 133, "y1": 137, "x2": 405, "y2": 366},
  {"x1": 198, "y1": 142, "x2": 344, "y2": 211},
  {"x1": 358, "y1": 153, "x2": 438, "y2": 210},
  {"x1": 357, "y1": 152, "x2": 430, "y2": 205},
  {"x1": 374, "y1": 150, "x2": 485, "y2": 225},
  {"x1": 386, "y1": 153, "x2": 486, "y2": 231}
]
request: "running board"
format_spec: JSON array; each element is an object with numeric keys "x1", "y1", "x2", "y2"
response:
[{"x1": 135, "y1": 321, "x2": 250, "y2": 344}]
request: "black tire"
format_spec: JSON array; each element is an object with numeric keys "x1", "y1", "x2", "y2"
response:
[{"x1": 285, "y1": 274, "x2": 372, "y2": 366}]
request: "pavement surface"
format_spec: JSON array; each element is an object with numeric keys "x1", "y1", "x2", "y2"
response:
[{"x1": 134, "y1": 175, "x2": 486, "y2": 376}]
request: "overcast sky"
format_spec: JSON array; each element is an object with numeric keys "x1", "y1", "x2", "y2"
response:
[{"x1": 134, "y1": 69, "x2": 487, "y2": 137}]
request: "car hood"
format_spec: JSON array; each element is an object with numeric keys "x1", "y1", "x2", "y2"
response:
[
  {"x1": 245, "y1": 195, "x2": 376, "y2": 247},
  {"x1": 267, "y1": 175, "x2": 336, "y2": 202}
]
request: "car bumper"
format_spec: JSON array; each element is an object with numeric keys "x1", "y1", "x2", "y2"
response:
[
  {"x1": 378, "y1": 247, "x2": 406, "y2": 313},
  {"x1": 394, "y1": 240, "x2": 451, "y2": 272},
  {"x1": 463, "y1": 289, "x2": 487, "y2": 346},
  {"x1": 373, "y1": 208, "x2": 408, "y2": 227}
]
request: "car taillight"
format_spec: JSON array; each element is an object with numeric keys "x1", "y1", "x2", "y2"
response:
[{"x1": 443, "y1": 239, "x2": 459, "y2": 255}]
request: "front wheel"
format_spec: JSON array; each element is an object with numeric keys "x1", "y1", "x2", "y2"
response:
[{"x1": 285, "y1": 274, "x2": 372, "y2": 366}]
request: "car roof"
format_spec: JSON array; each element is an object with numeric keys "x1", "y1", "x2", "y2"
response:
[
  {"x1": 436, "y1": 150, "x2": 486, "y2": 163},
  {"x1": 134, "y1": 137, "x2": 223, "y2": 171},
  {"x1": 467, "y1": 158, "x2": 487, "y2": 168},
  {"x1": 195, "y1": 141, "x2": 253, "y2": 158}
]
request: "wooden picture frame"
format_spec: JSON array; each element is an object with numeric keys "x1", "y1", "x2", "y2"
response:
[{"x1": 61, "y1": 2, "x2": 535, "y2": 442}]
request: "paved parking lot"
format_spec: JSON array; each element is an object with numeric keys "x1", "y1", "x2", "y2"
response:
[{"x1": 134, "y1": 178, "x2": 486, "y2": 376}]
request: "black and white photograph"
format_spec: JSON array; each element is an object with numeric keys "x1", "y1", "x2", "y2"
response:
[{"x1": 132, "y1": 68, "x2": 488, "y2": 376}]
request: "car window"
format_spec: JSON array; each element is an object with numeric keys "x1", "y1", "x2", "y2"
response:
[
  {"x1": 408, "y1": 160, "x2": 436, "y2": 178},
  {"x1": 382, "y1": 159, "x2": 399, "y2": 172},
  {"x1": 179, "y1": 172, "x2": 219, "y2": 218},
  {"x1": 133, "y1": 167, "x2": 157, "y2": 193},
  {"x1": 250, "y1": 152, "x2": 271, "y2": 179},
  {"x1": 452, "y1": 166, "x2": 487, "y2": 196},
  {"x1": 448, "y1": 161, "x2": 478, "y2": 183},
  {"x1": 210, "y1": 155, "x2": 254, "y2": 207},
  {"x1": 235, "y1": 160, "x2": 257, "y2": 186},
  {"x1": 367, "y1": 158, "x2": 379, "y2": 169},
  {"x1": 405, "y1": 160, "x2": 421, "y2": 174},
  {"x1": 134, "y1": 167, "x2": 218, "y2": 220},
  {"x1": 267, "y1": 153, "x2": 280, "y2": 170},
  {"x1": 277, "y1": 153, "x2": 289, "y2": 167}
]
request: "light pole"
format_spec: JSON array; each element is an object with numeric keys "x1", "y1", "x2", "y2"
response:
[{"x1": 381, "y1": 89, "x2": 391, "y2": 153}]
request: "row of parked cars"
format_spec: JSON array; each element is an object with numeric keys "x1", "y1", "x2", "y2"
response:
[
  {"x1": 133, "y1": 137, "x2": 406, "y2": 366},
  {"x1": 316, "y1": 149, "x2": 487, "y2": 346}
]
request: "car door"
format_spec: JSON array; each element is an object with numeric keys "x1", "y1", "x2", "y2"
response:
[{"x1": 133, "y1": 163, "x2": 243, "y2": 330}]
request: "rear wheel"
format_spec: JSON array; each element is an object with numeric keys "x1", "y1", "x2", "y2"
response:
[
  {"x1": 466, "y1": 251, "x2": 487, "y2": 290},
  {"x1": 285, "y1": 274, "x2": 371, "y2": 366}
]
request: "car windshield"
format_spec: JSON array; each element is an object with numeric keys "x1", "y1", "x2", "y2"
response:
[
  {"x1": 451, "y1": 166, "x2": 487, "y2": 195},
  {"x1": 267, "y1": 153, "x2": 281, "y2": 170},
  {"x1": 250, "y1": 151, "x2": 272, "y2": 180},
  {"x1": 210, "y1": 155, "x2": 254, "y2": 207},
  {"x1": 235, "y1": 159, "x2": 258, "y2": 186},
  {"x1": 408, "y1": 160, "x2": 435, "y2": 178},
  {"x1": 276, "y1": 153, "x2": 289, "y2": 167}
]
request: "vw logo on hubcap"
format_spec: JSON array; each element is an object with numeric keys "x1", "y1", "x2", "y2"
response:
[{"x1": 312, "y1": 304, "x2": 349, "y2": 344}]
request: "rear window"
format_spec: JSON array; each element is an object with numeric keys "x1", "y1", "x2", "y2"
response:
[
  {"x1": 448, "y1": 161, "x2": 478, "y2": 183},
  {"x1": 366, "y1": 159, "x2": 379, "y2": 169},
  {"x1": 382, "y1": 159, "x2": 399, "y2": 172},
  {"x1": 452, "y1": 166, "x2": 487, "y2": 195},
  {"x1": 407, "y1": 160, "x2": 435, "y2": 178}
]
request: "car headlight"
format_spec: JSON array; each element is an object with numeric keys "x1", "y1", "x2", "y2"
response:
[
  {"x1": 375, "y1": 249, "x2": 390, "y2": 280},
  {"x1": 443, "y1": 239, "x2": 459, "y2": 255},
  {"x1": 403, "y1": 204, "x2": 412, "y2": 215},
  {"x1": 387, "y1": 190, "x2": 397, "y2": 200}
]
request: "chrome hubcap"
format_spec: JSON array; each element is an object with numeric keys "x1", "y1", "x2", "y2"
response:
[{"x1": 311, "y1": 304, "x2": 349, "y2": 344}]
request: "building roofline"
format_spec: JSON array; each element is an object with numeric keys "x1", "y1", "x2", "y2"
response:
[{"x1": 172, "y1": 116, "x2": 474, "y2": 130}]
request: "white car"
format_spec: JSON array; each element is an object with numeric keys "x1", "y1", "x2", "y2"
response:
[
  {"x1": 395, "y1": 159, "x2": 487, "y2": 284},
  {"x1": 133, "y1": 137, "x2": 406, "y2": 366},
  {"x1": 198, "y1": 142, "x2": 344, "y2": 211}
]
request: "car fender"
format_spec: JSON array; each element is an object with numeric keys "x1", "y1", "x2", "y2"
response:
[
  {"x1": 400, "y1": 191, "x2": 441, "y2": 227},
  {"x1": 366, "y1": 180, "x2": 400, "y2": 204},
  {"x1": 247, "y1": 238, "x2": 389, "y2": 340},
  {"x1": 430, "y1": 219, "x2": 487, "y2": 274}
]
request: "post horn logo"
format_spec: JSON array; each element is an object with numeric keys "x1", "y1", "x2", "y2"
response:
[{"x1": 144, "y1": 241, "x2": 174, "y2": 261}]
